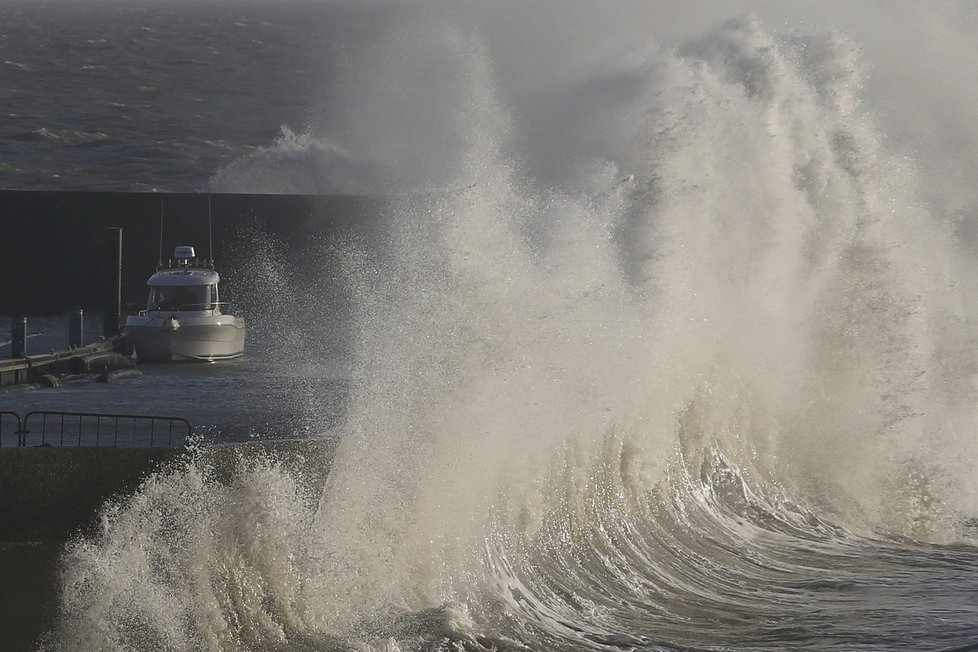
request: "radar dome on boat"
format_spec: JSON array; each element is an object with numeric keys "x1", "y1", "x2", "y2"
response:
[{"x1": 174, "y1": 245, "x2": 196, "y2": 259}]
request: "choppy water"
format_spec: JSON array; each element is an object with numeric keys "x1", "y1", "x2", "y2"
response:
[
  {"x1": 4, "y1": 2, "x2": 978, "y2": 651},
  {"x1": 0, "y1": 313, "x2": 349, "y2": 444},
  {"x1": 0, "y1": 1, "x2": 363, "y2": 191}
]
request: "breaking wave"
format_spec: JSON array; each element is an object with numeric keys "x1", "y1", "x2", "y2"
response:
[
  {"x1": 46, "y1": 17, "x2": 978, "y2": 652},
  {"x1": 208, "y1": 126, "x2": 382, "y2": 195}
]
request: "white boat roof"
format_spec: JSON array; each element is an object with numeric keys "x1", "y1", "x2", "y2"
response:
[{"x1": 148, "y1": 268, "x2": 220, "y2": 286}]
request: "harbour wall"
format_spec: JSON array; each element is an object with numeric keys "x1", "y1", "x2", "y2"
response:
[
  {"x1": 0, "y1": 445, "x2": 182, "y2": 541},
  {"x1": 0, "y1": 189, "x2": 384, "y2": 315},
  {"x1": 0, "y1": 439, "x2": 336, "y2": 651}
]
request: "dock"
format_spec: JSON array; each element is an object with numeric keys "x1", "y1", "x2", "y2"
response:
[{"x1": 0, "y1": 338, "x2": 124, "y2": 388}]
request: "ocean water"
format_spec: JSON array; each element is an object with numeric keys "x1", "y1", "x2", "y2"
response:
[
  {"x1": 0, "y1": 312, "x2": 350, "y2": 444},
  {"x1": 4, "y1": 1, "x2": 978, "y2": 650},
  {"x1": 0, "y1": 0, "x2": 368, "y2": 192}
]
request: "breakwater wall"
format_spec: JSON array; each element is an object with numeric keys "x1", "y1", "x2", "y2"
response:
[
  {"x1": 0, "y1": 439, "x2": 335, "y2": 541},
  {"x1": 0, "y1": 445, "x2": 182, "y2": 541},
  {"x1": 0, "y1": 445, "x2": 183, "y2": 650},
  {"x1": 0, "y1": 190, "x2": 383, "y2": 315},
  {"x1": 0, "y1": 439, "x2": 336, "y2": 651}
]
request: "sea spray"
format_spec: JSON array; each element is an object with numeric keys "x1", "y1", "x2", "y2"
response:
[
  {"x1": 49, "y1": 450, "x2": 322, "y2": 651},
  {"x1": 49, "y1": 17, "x2": 978, "y2": 651}
]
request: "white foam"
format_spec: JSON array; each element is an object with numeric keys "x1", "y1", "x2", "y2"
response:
[{"x1": 49, "y1": 14, "x2": 978, "y2": 651}]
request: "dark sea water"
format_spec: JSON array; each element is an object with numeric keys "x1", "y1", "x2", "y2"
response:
[
  {"x1": 0, "y1": 313, "x2": 350, "y2": 443},
  {"x1": 2, "y1": 1, "x2": 978, "y2": 651},
  {"x1": 0, "y1": 1, "x2": 365, "y2": 192}
]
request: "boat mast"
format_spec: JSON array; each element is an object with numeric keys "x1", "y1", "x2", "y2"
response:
[
  {"x1": 158, "y1": 201, "x2": 164, "y2": 269},
  {"x1": 208, "y1": 194, "x2": 214, "y2": 268}
]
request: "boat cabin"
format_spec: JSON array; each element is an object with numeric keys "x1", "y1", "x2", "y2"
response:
[{"x1": 144, "y1": 246, "x2": 224, "y2": 313}]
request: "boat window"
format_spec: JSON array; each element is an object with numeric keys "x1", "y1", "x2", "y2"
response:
[{"x1": 150, "y1": 285, "x2": 212, "y2": 311}]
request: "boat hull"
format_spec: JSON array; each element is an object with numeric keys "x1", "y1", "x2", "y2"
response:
[{"x1": 125, "y1": 314, "x2": 245, "y2": 362}]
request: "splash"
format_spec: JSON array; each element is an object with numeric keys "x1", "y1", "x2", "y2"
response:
[
  {"x1": 48, "y1": 16, "x2": 978, "y2": 651},
  {"x1": 208, "y1": 126, "x2": 383, "y2": 195}
]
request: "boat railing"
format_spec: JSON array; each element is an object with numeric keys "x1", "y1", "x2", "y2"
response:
[
  {"x1": 0, "y1": 410, "x2": 192, "y2": 448},
  {"x1": 157, "y1": 257, "x2": 215, "y2": 271},
  {"x1": 140, "y1": 302, "x2": 234, "y2": 315}
]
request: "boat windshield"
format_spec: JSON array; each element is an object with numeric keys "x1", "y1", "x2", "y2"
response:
[{"x1": 149, "y1": 284, "x2": 216, "y2": 311}]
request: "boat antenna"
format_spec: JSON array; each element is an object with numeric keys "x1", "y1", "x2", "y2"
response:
[
  {"x1": 158, "y1": 201, "x2": 164, "y2": 269},
  {"x1": 208, "y1": 194, "x2": 214, "y2": 268}
]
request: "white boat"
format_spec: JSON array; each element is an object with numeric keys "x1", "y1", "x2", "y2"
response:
[{"x1": 125, "y1": 245, "x2": 245, "y2": 362}]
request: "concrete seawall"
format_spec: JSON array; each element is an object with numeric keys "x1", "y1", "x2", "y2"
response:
[
  {"x1": 0, "y1": 439, "x2": 336, "y2": 651},
  {"x1": 0, "y1": 446, "x2": 183, "y2": 542},
  {"x1": 0, "y1": 190, "x2": 384, "y2": 316}
]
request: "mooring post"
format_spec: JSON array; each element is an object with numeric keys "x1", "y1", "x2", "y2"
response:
[
  {"x1": 68, "y1": 306, "x2": 84, "y2": 348},
  {"x1": 103, "y1": 227, "x2": 123, "y2": 337},
  {"x1": 10, "y1": 315, "x2": 26, "y2": 357}
]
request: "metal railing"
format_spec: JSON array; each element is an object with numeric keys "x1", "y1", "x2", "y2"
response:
[
  {"x1": 0, "y1": 410, "x2": 191, "y2": 448},
  {"x1": 0, "y1": 410, "x2": 23, "y2": 447},
  {"x1": 138, "y1": 301, "x2": 233, "y2": 315}
]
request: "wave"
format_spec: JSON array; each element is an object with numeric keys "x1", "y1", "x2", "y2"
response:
[
  {"x1": 14, "y1": 127, "x2": 114, "y2": 146},
  {"x1": 208, "y1": 126, "x2": 383, "y2": 195},
  {"x1": 46, "y1": 16, "x2": 978, "y2": 651}
]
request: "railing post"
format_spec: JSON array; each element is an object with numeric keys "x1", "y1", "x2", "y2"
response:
[
  {"x1": 10, "y1": 315, "x2": 27, "y2": 358},
  {"x1": 17, "y1": 413, "x2": 27, "y2": 447},
  {"x1": 68, "y1": 306, "x2": 84, "y2": 349},
  {"x1": 104, "y1": 227, "x2": 123, "y2": 337}
]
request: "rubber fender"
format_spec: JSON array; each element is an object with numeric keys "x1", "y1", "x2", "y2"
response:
[
  {"x1": 35, "y1": 374, "x2": 62, "y2": 388},
  {"x1": 69, "y1": 351, "x2": 134, "y2": 374}
]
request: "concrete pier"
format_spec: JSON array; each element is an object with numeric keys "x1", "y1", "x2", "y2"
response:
[{"x1": 0, "y1": 338, "x2": 121, "y2": 389}]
